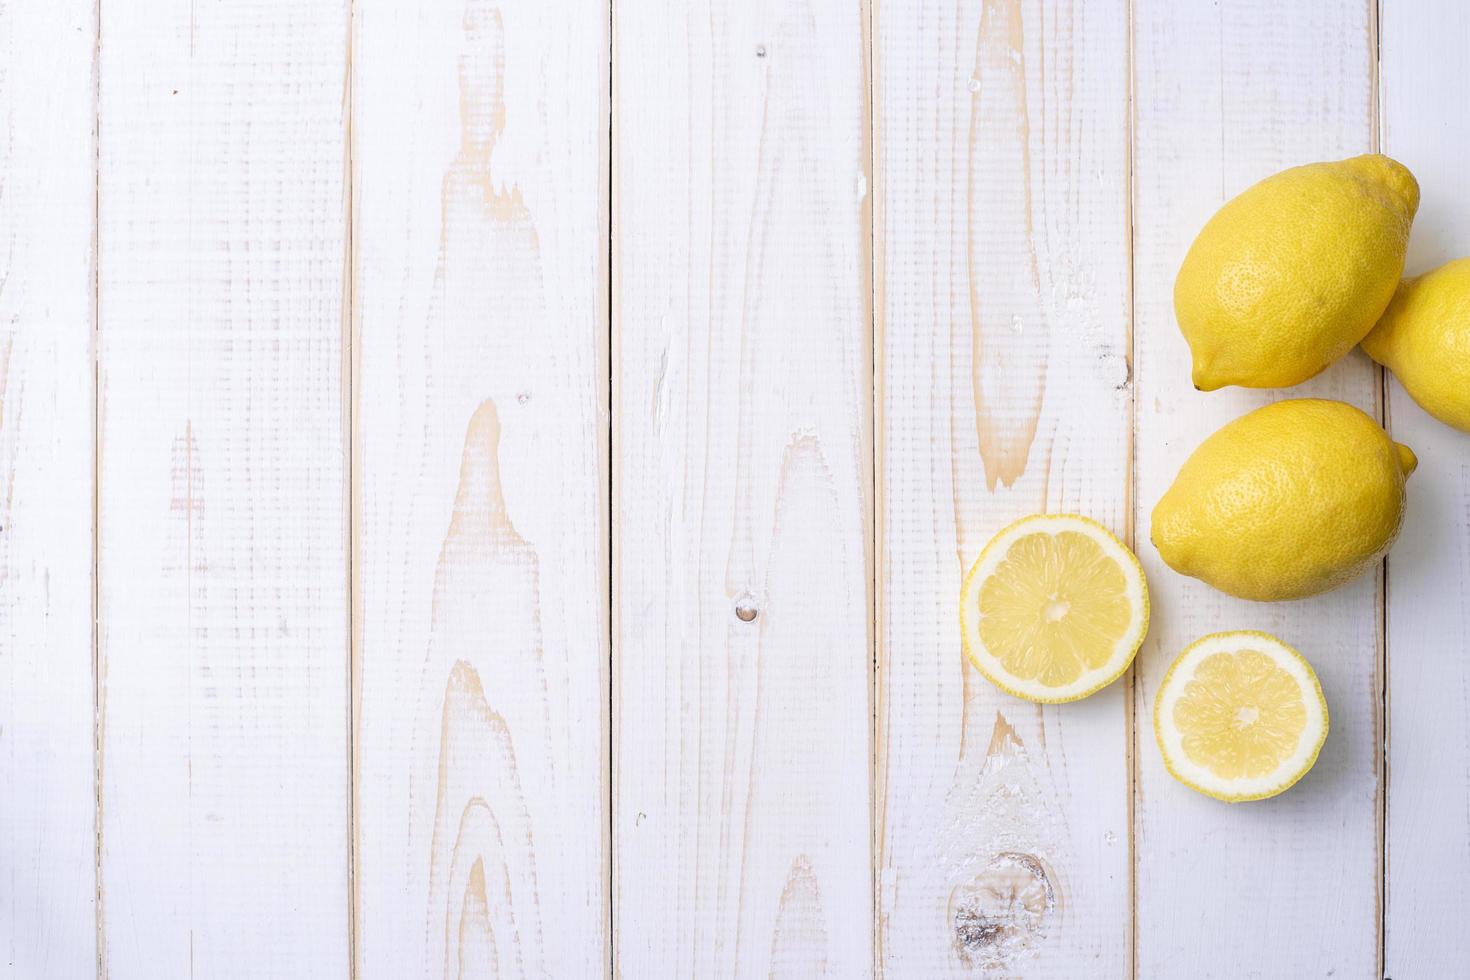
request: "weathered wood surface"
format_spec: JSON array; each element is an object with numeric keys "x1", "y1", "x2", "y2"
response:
[
  {"x1": 1381, "y1": 0, "x2": 1470, "y2": 973},
  {"x1": 0, "y1": 2, "x2": 98, "y2": 976},
  {"x1": 874, "y1": 0, "x2": 1133, "y2": 975},
  {"x1": 1132, "y1": 2, "x2": 1384, "y2": 975},
  {"x1": 614, "y1": 0, "x2": 874, "y2": 974},
  {"x1": 95, "y1": 0, "x2": 352, "y2": 975},
  {"x1": 353, "y1": 0, "x2": 611, "y2": 975},
  {"x1": 0, "y1": 0, "x2": 1465, "y2": 976}
]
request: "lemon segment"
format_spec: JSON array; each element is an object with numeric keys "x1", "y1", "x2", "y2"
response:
[
  {"x1": 961, "y1": 515, "x2": 1149, "y2": 703},
  {"x1": 1154, "y1": 631, "x2": 1328, "y2": 802}
]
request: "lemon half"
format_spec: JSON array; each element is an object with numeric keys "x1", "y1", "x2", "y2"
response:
[
  {"x1": 1154, "y1": 631, "x2": 1328, "y2": 802},
  {"x1": 960, "y1": 515, "x2": 1149, "y2": 703}
]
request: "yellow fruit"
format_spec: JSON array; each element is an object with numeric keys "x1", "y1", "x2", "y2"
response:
[
  {"x1": 1154, "y1": 631, "x2": 1328, "y2": 802},
  {"x1": 1175, "y1": 154, "x2": 1418, "y2": 390},
  {"x1": 1152, "y1": 399, "x2": 1416, "y2": 601},
  {"x1": 960, "y1": 514, "x2": 1149, "y2": 703},
  {"x1": 1362, "y1": 258, "x2": 1470, "y2": 434}
]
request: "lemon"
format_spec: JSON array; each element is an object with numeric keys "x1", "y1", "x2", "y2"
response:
[
  {"x1": 960, "y1": 514, "x2": 1149, "y2": 703},
  {"x1": 1154, "y1": 631, "x2": 1328, "y2": 802},
  {"x1": 1175, "y1": 154, "x2": 1418, "y2": 390},
  {"x1": 1362, "y1": 258, "x2": 1470, "y2": 434},
  {"x1": 1152, "y1": 399, "x2": 1416, "y2": 601}
]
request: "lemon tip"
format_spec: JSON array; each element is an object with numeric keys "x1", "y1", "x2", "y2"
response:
[
  {"x1": 1189, "y1": 360, "x2": 1224, "y2": 392},
  {"x1": 1396, "y1": 442, "x2": 1418, "y2": 477},
  {"x1": 1348, "y1": 152, "x2": 1420, "y2": 216}
]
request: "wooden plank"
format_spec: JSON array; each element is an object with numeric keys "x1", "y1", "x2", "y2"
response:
[
  {"x1": 351, "y1": 0, "x2": 610, "y2": 975},
  {"x1": 95, "y1": 0, "x2": 351, "y2": 974},
  {"x1": 1131, "y1": 2, "x2": 1381, "y2": 975},
  {"x1": 612, "y1": 0, "x2": 872, "y2": 974},
  {"x1": 1380, "y1": 0, "x2": 1470, "y2": 973},
  {"x1": 0, "y1": 0, "x2": 98, "y2": 974},
  {"x1": 873, "y1": 0, "x2": 1132, "y2": 975}
]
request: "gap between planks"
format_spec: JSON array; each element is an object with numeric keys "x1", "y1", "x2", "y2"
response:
[
  {"x1": 1124, "y1": 0, "x2": 1141, "y2": 973},
  {"x1": 606, "y1": 0, "x2": 617, "y2": 972},
  {"x1": 1370, "y1": 1, "x2": 1389, "y2": 976},
  {"x1": 865, "y1": 0, "x2": 882, "y2": 973},
  {"x1": 91, "y1": 0, "x2": 105, "y2": 972},
  {"x1": 345, "y1": 0, "x2": 361, "y2": 973}
]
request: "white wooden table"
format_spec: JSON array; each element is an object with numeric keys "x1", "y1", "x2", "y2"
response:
[{"x1": 2, "y1": 0, "x2": 1467, "y2": 976}]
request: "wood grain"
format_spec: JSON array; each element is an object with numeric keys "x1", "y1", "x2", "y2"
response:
[
  {"x1": 3, "y1": 2, "x2": 1469, "y2": 975},
  {"x1": 95, "y1": 0, "x2": 351, "y2": 974},
  {"x1": 874, "y1": 0, "x2": 1133, "y2": 975},
  {"x1": 0, "y1": 1, "x2": 98, "y2": 975},
  {"x1": 352, "y1": 0, "x2": 610, "y2": 975},
  {"x1": 1131, "y1": 1, "x2": 1382, "y2": 975},
  {"x1": 612, "y1": 0, "x2": 873, "y2": 974},
  {"x1": 1380, "y1": 0, "x2": 1470, "y2": 973}
]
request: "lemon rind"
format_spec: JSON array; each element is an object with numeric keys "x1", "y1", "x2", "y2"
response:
[
  {"x1": 1153, "y1": 630, "x2": 1329, "y2": 803},
  {"x1": 960, "y1": 513, "x2": 1151, "y2": 704}
]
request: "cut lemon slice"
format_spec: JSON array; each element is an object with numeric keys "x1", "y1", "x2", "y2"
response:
[
  {"x1": 960, "y1": 514, "x2": 1149, "y2": 703},
  {"x1": 1154, "y1": 631, "x2": 1328, "y2": 802}
]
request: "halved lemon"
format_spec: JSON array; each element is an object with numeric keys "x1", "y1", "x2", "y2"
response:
[
  {"x1": 960, "y1": 514, "x2": 1149, "y2": 703},
  {"x1": 1154, "y1": 631, "x2": 1328, "y2": 802}
]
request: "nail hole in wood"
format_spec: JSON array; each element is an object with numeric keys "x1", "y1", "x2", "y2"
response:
[{"x1": 734, "y1": 595, "x2": 759, "y2": 622}]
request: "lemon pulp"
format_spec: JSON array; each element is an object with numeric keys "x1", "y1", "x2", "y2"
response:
[
  {"x1": 977, "y1": 531, "x2": 1134, "y2": 688},
  {"x1": 1175, "y1": 649, "x2": 1308, "y2": 780},
  {"x1": 961, "y1": 514, "x2": 1149, "y2": 703}
]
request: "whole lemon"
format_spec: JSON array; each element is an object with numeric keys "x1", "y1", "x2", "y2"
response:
[
  {"x1": 1362, "y1": 258, "x2": 1470, "y2": 434},
  {"x1": 1152, "y1": 399, "x2": 1417, "y2": 601},
  {"x1": 1175, "y1": 154, "x2": 1419, "y2": 390}
]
